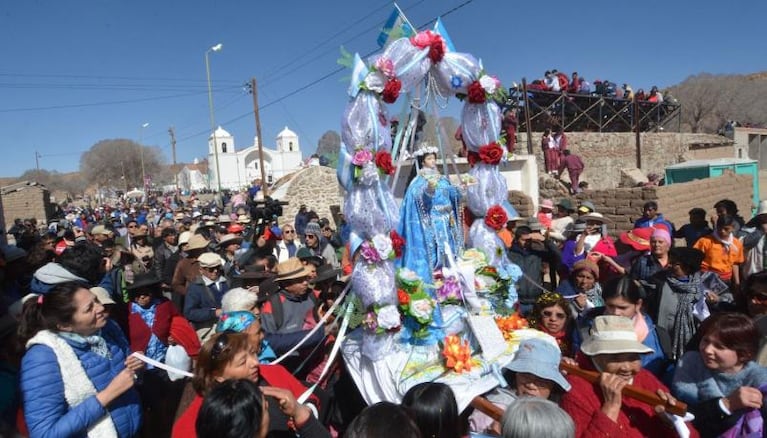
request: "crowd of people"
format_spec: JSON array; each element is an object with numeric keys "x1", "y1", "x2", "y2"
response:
[
  {"x1": 527, "y1": 69, "x2": 672, "y2": 103},
  {"x1": 1, "y1": 182, "x2": 767, "y2": 438}
]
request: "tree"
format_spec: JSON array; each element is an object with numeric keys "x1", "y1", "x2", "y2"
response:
[
  {"x1": 16, "y1": 169, "x2": 86, "y2": 199},
  {"x1": 79, "y1": 139, "x2": 166, "y2": 190},
  {"x1": 315, "y1": 130, "x2": 341, "y2": 168}
]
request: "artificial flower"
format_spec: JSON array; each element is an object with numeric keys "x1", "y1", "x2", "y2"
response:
[
  {"x1": 467, "y1": 81, "x2": 486, "y2": 104},
  {"x1": 409, "y1": 30, "x2": 435, "y2": 48},
  {"x1": 436, "y1": 276, "x2": 462, "y2": 303},
  {"x1": 442, "y1": 335, "x2": 473, "y2": 373},
  {"x1": 352, "y1": 148, "x2": 373, "y2": 166},
  {"x1": 390, "y1": 230, "x2": 405, "y2": 258},
  {"x1": 450, "y1": 75, "x2": 463, "y2": 89},
  {"x1": 495, "y1": 313, "x2": 529, "y2": 340},
  {"x1": 381, "y1": 78, "x2": 401, "y2": 104},
  {"x1": 484, "y1": 205, "x2": 507, "y2": 230},
  {"x1": 375, "y1": 57, "x2": 395, "y2": 77},
  {"x1": 376, "y1": 305, "x2": 401, "y2": 330},
  {"x1": 359, "y1": 241, "x2": 381, "y2": 263},
  {"x1": 372, "y1": 234, "x2": 393, "y2": 260},
  {"x1": 363, "y1": 311, "x2": 378, "y2": 331},
  {"x1": 478, "y1": 142, "x2": 504, "y2": 165},
  {"x1": 409, "y1": 298, "x2": 434, "y2": 323},
  {"x1": 479, "y1": 75, "x2": 499, "y2": 94},
  {"x1": 397, "y1": 288, "x2": 410, "y2": 306},
  {"x1": 466, "y1": 150, "x2": 479, "y2": 167},
  {"x1": 363, "y1": 71, "x2": 386, "y2": 93},
  {"x1": 428, "y1": 36, "x2": 445, "y2": 63},
  {"x1": 374, "y1": 150, "x2": 395, "y2": 175}
]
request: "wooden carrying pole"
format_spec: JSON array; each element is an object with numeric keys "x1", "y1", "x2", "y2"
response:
[
  {"x1": 470, "y1": 396, "x2": 504, "y2": 422},
  {"x1": 250, "y1": 77, "x2": 268, "y2": 196},
  {"x1": 560, "y1": 361, "x2": 687, "y2": 416}
]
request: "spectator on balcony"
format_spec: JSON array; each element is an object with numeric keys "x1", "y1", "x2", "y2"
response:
[
  {"x1": 647, "y1": 86, "x2": 663, "y2": 103},
  {"x1": 553, "y1": 69, "x2": 569, "y2": 91},
  {"x1": 544, "y1": 71, "x2": 560, "y2": 92},
  {"x1": 578, "y1": 77, "x2": 592, "y2": 94},
  {"x1": 568, "y1": 72, "x2": 580, "y2": 93},
  {"x1": 635, "y1": 88, "x2": 646, "y2": 101},
  {"x1": 623, "y1": 84, "x2": 634, "y2": 100}
]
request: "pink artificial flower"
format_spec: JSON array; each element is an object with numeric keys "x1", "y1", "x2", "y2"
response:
[
  {"x1": 352, "y1": 148, "x2": 373, "y2": 166},
  {"x1": 375, "y1": 57, "x2": 395, "y2": 78}
]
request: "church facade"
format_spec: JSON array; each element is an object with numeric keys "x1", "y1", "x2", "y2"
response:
[{"x1": 207, "y1": 126, "x2": 303, "y2": 190}]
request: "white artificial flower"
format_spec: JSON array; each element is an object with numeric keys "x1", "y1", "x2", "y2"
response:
[
  {"x1": 364, "y1": 71, "x2": 386, "y2": 93},
  {"x1": 377, "y1": 305, "x2": 401, "y2": 329},
  {"x1": 479, "y1": 75, "x2": 497, "y2": 94},
  {"x1": 359, "y1": 161, "x2": 380, "y2": 186},
  {"x1": 372, "y1": 234, "x2": 393, "y2": 259},
  {"x1": 410, "y1": 299, "x2": 434, "y2": 320}
]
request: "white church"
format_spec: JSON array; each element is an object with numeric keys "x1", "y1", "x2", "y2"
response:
[{"x1": 207, "y1": 126, "x2": 304, "y2": 190}]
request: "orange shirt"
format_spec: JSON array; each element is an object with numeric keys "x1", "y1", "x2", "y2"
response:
[
  {"x1": 693, "y1": 234, "x2": 745, "y2": 279},
  {"x1": 497, "y1": 228, "x2": 513, "y2": 248}
]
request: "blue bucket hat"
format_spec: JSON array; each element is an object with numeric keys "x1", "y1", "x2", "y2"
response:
[
  {"x1": 216, "y1": 311, "x2": 258, "y2": 333},
  {"x1": 504, "y1": 338, "x2": 571, "y2": 392}
]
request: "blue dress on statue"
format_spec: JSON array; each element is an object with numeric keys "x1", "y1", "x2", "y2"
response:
[{"x1": 397, "y1": 168, "x2": 464, "y2": 284}]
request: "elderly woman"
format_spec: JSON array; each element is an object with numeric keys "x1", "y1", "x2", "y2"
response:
[
  {"x1": 501, "y1": 398, "x2": 574, "y2": 438},
  {"x1": 172, "y1": 331, "x2": 328, "y2": 438},
  {"x1": 557, "y1": 259, "x2": 603, "y2": 318},
  {"x1": 560, "y1": 315, "x2": 684, "y2": 437},
  {"x1": 630, "y1": 226, "x2": 672, "y2": 285},
  {"x1": 19, "y1": 282, "x2": 144, "y2": 437}
]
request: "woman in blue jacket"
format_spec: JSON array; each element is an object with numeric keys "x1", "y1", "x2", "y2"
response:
[{"x1": 19, "y1": 281, "x2": 144, "y2": 438}]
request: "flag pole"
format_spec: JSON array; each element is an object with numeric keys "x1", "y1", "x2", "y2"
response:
[{"x1": 394, "y1": 2, "x2": 416, "y2": 32}]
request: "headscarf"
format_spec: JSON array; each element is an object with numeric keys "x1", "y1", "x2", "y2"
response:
[
  {"x1": 216, "y1": 311, "x2": 257, "y2": 333},
  {"x1": 651, "y1": 227, "x2": 672, "y2": 246}
]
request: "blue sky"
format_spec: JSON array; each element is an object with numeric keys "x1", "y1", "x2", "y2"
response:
[{"x1": 2, "y1": 0, "x2": 766, "y2": 179}]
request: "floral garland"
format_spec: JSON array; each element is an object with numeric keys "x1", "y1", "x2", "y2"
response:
[
  {"x1": 484, "y1": 205, "x2": 508, "y2": 231},
  {"x1": 397, "y1": 268, "x2": 436, "y2": 339},
  {"x1": 441, "y1": 335, "x2": 474, "y2": 373},
  {"x1": 433, "y1": 271, "x2": 462, "y2": 304},
  {"x1": 413, "y1": 145, "x2": 439, "y2": 157},
  {"x1": 352, "y1": 148, "x2": 395, "y2": 180},
  {"x1": 359, "y1": 57, "x2": 403, "y2": 104},
  {"x1": 409, "y1": 30, "x2": 446, "y2": 64},
  {"x1": 362, "y1": 303, "x2": 402, "y2": 334},
  {"x1": 458, "y1": 72, "x2": 508, "y2": 104},
  {"x1": 359, "y1": 233, "x2": 396, "y2": 263}
]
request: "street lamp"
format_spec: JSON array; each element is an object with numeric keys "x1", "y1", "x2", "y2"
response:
[
  {"x1": 139, "y1": 122, "x2": 150, "y2": 192},
  {"x1": 205, "y1": 42, "x2": 223, "y2": 192}
]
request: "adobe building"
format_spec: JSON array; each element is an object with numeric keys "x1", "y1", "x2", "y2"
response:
[{"x1": 1, "y1": 181, "x2": 55, "y2": 228}]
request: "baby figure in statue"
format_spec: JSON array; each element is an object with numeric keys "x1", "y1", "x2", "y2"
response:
[{"x1": 397, "y1": 146, "x2": 464, "y2": 283}]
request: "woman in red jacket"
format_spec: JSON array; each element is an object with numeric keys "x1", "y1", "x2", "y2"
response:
[{"x1": 560, "y1": 315, "x2": 694, "y2": 438}]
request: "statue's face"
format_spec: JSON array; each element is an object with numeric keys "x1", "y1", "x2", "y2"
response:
[{"x1": 423, "y1": 153, "x2": 437, "y2": 169}]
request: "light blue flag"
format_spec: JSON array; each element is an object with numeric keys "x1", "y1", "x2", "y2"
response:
[
  {"x1": 433, "y1": 17, "x2": 455, "y2": 52},
  {"x1": 377, "y1": 5, "x2": 415, "y2": 48},
  {"x1": 347, "y1": 53, "x2": 369, "y2": 98}
]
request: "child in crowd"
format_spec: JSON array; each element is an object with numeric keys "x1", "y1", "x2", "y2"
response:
[{"x1": 675, "y1": 208, "x2": 713, "y2": 248}]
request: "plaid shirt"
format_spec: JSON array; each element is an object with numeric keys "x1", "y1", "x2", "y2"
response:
[{"x1": 630, "y1": 254, "x2": 665, "y2": 283}]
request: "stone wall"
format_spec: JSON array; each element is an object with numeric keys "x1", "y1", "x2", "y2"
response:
[
  {"x1": 517, "y1": 132, "x2": 733, "y2": 190},
  {"x1": 273, "y1": 166, "x2": 345, "y2": 228},
  {"x1": 573, "y1": 172, "x2": 753, "y2": 237},
  {"x1": 1, "y1": 183, "x2": 53, "y2": 227}
]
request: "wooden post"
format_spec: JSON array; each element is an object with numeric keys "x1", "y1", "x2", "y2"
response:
[
  {"x1": 250, "y1": 78, "x2": 268, "y2": 196},
  {"x1": 169, "y1": 126, "x2": 178, "y2": 193},
  {"x1": 522, "y1": 78, "x2": 534, "y2": 155},
  {"x1": 634, "y1": 98, "x2": 641, "y2": 169}
]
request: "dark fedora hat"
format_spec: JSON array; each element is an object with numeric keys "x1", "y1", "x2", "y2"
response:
[{"x1": 126, "y1": 272, "x2": 162, "y2": 291}]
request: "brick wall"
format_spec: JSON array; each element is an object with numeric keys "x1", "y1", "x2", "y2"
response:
[
  {"x1": 574, "y1": 172, "x2": 753, "y2": 237},
  {"x1": 1, "y1": 186, "x2": 52, "y2": 226},
  {"x1": 517, "y1": 132, "x2": 733, "y2": 190}
]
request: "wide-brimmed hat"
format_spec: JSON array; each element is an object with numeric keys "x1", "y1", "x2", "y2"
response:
[
  {"x1": 178, "y1": 231, "x2": 192, "y2": 247},
  {"x1": 218, "y1": 234, "x2": 243, "y2": 248},
  {"x1": 557, "y1": 199, "x2": 575, "y2": 212},
  {"x1": 526, "y1": 217, "x2": 543, "y2": 232},
  {"x1": 198, "y1": 252, "x2": 223, "y2": 268},
  {"x1": 236, "y1": 265, "x2": 275, "y2": 280},
  {"x1": 91, "y1": 225, "x2": 112, "y2": 236},
  {"x1": 581, "y1": 315, "x2": 654, "y2": 356},
  {"x1": 748, "y1": 200, "x2": 767, "y2": 226},
  {"x1": 619, "y1": 227, "x2": 653, "y2": 251},
  {"x1": 126, "y1": 273, "x2": 163, "y2": 291},
  {"x1": 217, "y1": 214, "x2": 232, "y2": 224},
  {"x1": 505, "y1": 338, "x2": 571, "y2": 392},
  {"x1": 275, "y1": 257, "x2": 313, "y2": 281},
  {"x1": 578, "y1": 201, "x2": 596, "y2": 214},
  {"x1": 540, "y1": 199, "x2": 554, "y2": 210},
  {"x1": 581, "y1": 212, "x2": 611, "y2": 224},
  {"x1": 237, "y1": 214, "x2": 252, "y2": 224},
  {"x1": 89, "y1": 286, "x2": 115, "y2": 305},
  {"x1": 311, "y1": 264, "x2": 341, "y2": 284},
  {"x1": 566, "y1": 221, "x2": 587, "y2": 235},
  {"x1": 187, "y1": 234, "x2": 210, "y2": 251},
  {"x1": 227, "y1": 223, "x2": 245, "y2": 233},
  {"x1": 174, "y1": 212, "x2": 186, "y2": 221}
]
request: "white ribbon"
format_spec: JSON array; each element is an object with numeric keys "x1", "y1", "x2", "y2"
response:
[{"x1": 130, "y1": 351, "x2": 193, "y2": 378}]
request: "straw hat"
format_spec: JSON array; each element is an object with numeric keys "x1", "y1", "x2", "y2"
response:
[
  {"x1": 275, "y1": 258, "x2": 314, "y2": 282},
  {"x1": 581, "y1": 212, "x2": 611, "y2": 224},
  {"x1": 581, "y1": 315, "x2": 653, "y2": 356},
  {"x1": 186, "y1": 234, "x2": 210, "y2": 251},
  {"x1": 218, "y1": 234, "x2": 243, "y2": 248},
  {"x1": 178, "y1": 231, "x2": 192, "y2": 247},
  {"x1": 237, "y1": 214, "x2": 252, "y2": 224}
]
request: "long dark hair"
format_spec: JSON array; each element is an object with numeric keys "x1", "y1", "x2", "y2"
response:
[
  {"x1": 18, "y1": 282, "x2": 85, "y2": 346},
  {"x1": 401, "y1": 382, "x2": 463, "y2": 438},
  {"x1": 196, "y1": 379, "x2": 264, "y2": 438}
]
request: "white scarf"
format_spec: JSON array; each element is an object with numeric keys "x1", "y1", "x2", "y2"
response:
[
  {"x1": 27, "y1": 331, "x2": 119, "y2": 438},
  {"x1": 711, "y1": 231, "x2": 738, "y2": 254}
]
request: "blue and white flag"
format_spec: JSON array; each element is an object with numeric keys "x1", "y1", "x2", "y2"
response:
[
  {"x1": 347, "y1": 53, "x2": 369, "y2": 98},
  {"x1": 433, "y1": 17, "x2": 456, "y2": 52},
  {"x1": 377, "y1": 4, "x2": 415, "y2": 48}
]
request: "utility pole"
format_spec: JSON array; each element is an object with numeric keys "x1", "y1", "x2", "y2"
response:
[
  {"x1": 169, "y1": 126, "x2": 178, "y2": 194},
  {"x1": 35, "y1": 151, "x2": 41, "y2": 173},
  {"x1": 250, "y1": 77, "x2": 268, "y2": 196}
]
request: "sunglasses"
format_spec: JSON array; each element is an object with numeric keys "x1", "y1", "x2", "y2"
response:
[
  {"x1": 305, "y1": 234, "x2": 317, "y2": 239},
  {"x1": 323, "y1": 228, "x2": 332, "y2": 232},
  {"x1": 203, "y1": 266, "x2": 221, "y2": 272},
  {"x1": 283, "y1": 230, "x2": 295, "y2": 234},
  {"x1": 211, "y1": 330, "x2": 236, "y2": 362},
  {"x1": 542, "y1": 310, "x2": 567, "y2": 320},
  {"x1": 127, "y1": 225, "x2": 137, "y2": 228}
]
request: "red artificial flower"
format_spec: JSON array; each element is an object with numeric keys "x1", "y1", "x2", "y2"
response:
[
  {"x1": 375, "y1": 150, "x2": 395, "y2": 175},
  {"x1": 484, "y1": 205, "x2": 508, "y2": 231},
  {"x1": 382, "y1": 78, "x2": 402, "y2": 104},
  {"x1": 397, "y1": 288, "x2": 410, "y2": 306},
  {"x1": 428, "y1": 36, "x2": 445, "y2": 63},
  {"x1": 478, "y1": 142, "x2": 504, "y2": 165},
  {"x1": 390, "y1": 230, "x2": 405, "y2": 258},
  {"x1": 466, "y1": 151, "x2": 480, "y2": 167},
  {"x1": 467, "y1": 81, "x2": 486, "y2": 104}
]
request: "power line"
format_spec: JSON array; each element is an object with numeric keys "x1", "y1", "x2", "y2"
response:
[{"x1": 0, "y1": 72, "x2": 242, "y2": 85}]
